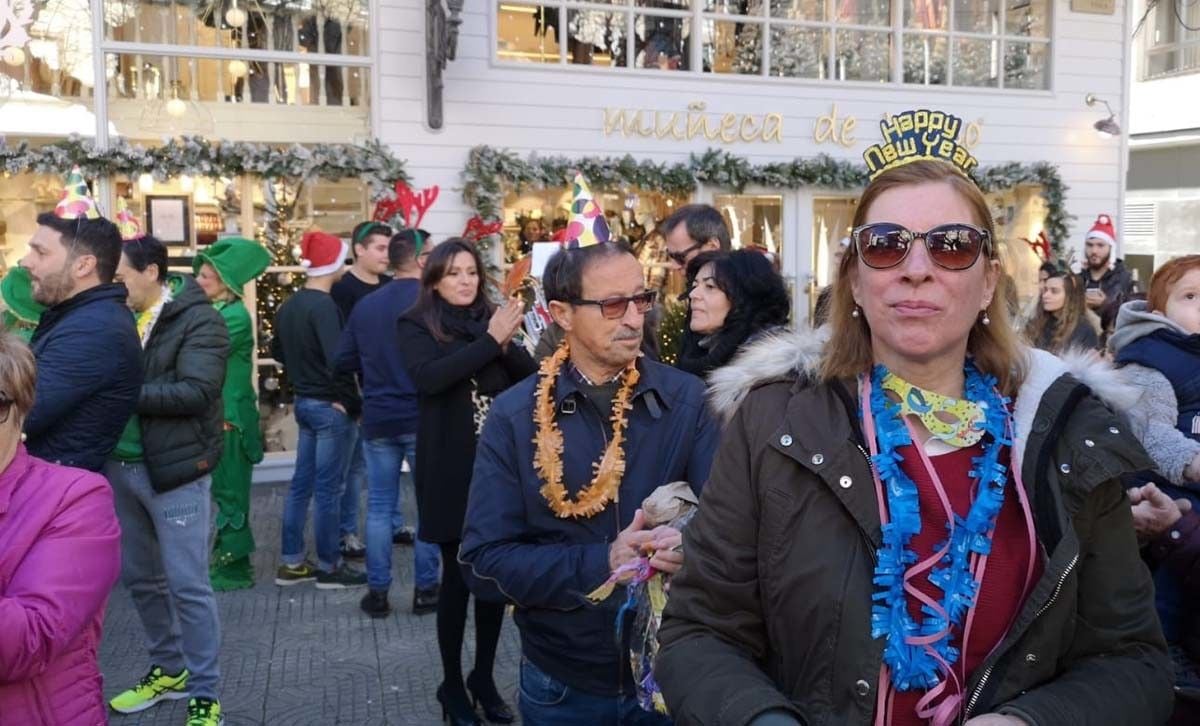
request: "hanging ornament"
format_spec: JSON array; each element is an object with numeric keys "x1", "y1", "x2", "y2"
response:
[
  {"x1": 228, "y1": 59, "x2": 248, "y2": 77},
  {"x1": 225, "y1": 1, "x2": 247, "y2": 28},
  {"x1": 263, "y1": 376, "x2": 280, "y2": 391}
]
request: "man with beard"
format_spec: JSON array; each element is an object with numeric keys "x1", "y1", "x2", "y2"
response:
[
  {"x1": 460, "y1": 238, "x2": 720, "y2": 725},
  {"x1": 20, "y1": 169, "x2": 141, "y2": 471},
  {"x1": 1077, "y1": 213, "x2": 1136, "y2": 341}
]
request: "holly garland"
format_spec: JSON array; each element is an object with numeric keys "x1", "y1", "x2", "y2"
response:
[
  {"x1": 0, "y1": 134, "x2": 409, "y2": 200},
  {"x1": 463, "y1": 145, "x2": 1073, "y2": 257}
]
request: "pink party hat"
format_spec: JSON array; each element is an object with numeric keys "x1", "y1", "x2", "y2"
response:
[
  {"x1": 115, "y1": 197, "x2": 143, "y2": 241},
  {"x1": 563, "y1": 172, "x2": 610, "y2": 249},
  {"x1": 54, "y1": 166, "x2": 101, "y2": 220}
]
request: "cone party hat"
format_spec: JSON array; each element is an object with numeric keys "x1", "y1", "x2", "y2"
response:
[
  {"x1": 115, "y1": 197, "x2": 143, "y2": 241},
  {"x1": 563, "y1": 172, "x2": 610, "y2": 249},
  {"x1": 54, "y1": 166, "x2": 101, "y2": 220}
]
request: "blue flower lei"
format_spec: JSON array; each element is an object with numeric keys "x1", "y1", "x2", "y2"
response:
[{"x1": 864, "y1": 362, "x2": 1012, "y2": 692}]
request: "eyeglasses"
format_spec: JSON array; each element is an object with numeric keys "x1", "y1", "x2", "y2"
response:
[
  {"x1": 571, "y1": 290, "x2": 658, "y2": 319},
  {"x1": 850, "y1": 222, "x2": 991, "y2": 271},
  {"x1": 666, "y1": 241, "x2": 704, "y2": 267}
]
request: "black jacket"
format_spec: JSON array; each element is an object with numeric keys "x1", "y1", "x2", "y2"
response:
[
  {"x1": 1078, "y1": 260, "x2": 1136, "y2": 335},
  {"x1": 25, "y1": 284, "x2": 142, "y2": 472},
  {"x1": 397, "y1": 310, "x2": 536, "y2": 543},
  {"x1": 133, "y1": 276, "x2": 230, "y2": 492}
]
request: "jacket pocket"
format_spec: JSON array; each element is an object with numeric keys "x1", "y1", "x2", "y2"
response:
[{"x1": 518, "y1": 658, "x2": 569, "y2": 707}]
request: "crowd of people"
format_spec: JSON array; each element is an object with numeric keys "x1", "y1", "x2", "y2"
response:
[{"x1": 1, "y1": 147, "x2": 1198, "y2": 726}]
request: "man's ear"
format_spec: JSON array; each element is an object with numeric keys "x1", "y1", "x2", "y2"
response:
[
  {"x1": 704, "y1": 238, "x2": 721, "y2": 252},
  {"x1": 72, "y1": 252, "x2": 98, "y2": 280},
  {"x1": 549, "y1": 300, "x2": 573, "y2": 332}
]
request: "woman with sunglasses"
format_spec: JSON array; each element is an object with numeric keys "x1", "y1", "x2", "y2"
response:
[
  {"x1": 657, "y1": 159, "x2": 1172, "y2": 726},
  {"x1": 1022, "y1": 270, "x2": 1100, "y2": 356},
  {"x1": 397, "y1": 238, "x2": 536, "y2": 725},
  {"x1": 677, "y1": 249, "x2": 791, "y2": 380},
  {"x1": 0, "y1": 331, "x2": 121, "y2": 724}
]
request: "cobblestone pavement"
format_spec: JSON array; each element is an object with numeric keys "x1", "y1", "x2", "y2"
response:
[{"x1": 100, "y1": 479, "x2": 522, "y2": 726}]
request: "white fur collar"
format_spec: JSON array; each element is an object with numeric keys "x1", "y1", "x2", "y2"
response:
[{"x1": 709, "y1": 330, "x2": 1142, "y2": 464}]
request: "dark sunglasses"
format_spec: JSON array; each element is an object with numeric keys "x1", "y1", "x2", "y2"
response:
[
  {"x1": 571, "y1": 290, "x2": 658, "y2": 320},
  {"x1": 666, "y1": 241, "x2": 704, "y2": 266},
  {"x1": 850, "y1": 222, "x2": 991, "y2": 271}
]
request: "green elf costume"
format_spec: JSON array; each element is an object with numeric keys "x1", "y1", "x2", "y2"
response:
[
  {"x1": 1, "y1": 267, "x2": 44, "y2": 343},
  {"x1": 194, "y1": 237, "x2": 272, "y2": 591}
]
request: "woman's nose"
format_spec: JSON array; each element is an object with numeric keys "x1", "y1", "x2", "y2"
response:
[{"x1": 899, "y1": 236, "x2": 935, "y2": 281}]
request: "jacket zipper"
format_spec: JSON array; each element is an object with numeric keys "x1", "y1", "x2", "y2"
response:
[{"x1": 962, "y1": 552, "x2": 1079, "y2": 720}]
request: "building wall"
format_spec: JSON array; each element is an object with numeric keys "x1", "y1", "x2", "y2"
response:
[{"x1": 378, "y1": 0, "x2": 1130, "y2": 260}]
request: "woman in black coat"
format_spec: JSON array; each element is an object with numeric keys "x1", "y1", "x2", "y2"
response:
[{"x1": 397, "y1": 238, "x2": 534, "y2": 726}]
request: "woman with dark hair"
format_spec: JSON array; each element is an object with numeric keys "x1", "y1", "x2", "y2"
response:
[
  {"x1": 397, "y1": 238, "x2": 536, "y2": 725},
  {"x1": 676, "y1": 249, "x2": 790, "y2": 380},
  {"x1": 1023, "y1": 270, "x2": 1100, "y2": 355}
]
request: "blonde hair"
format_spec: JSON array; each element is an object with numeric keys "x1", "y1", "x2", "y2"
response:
[
  {"x1": 819, "y1": 160, "x2": 1026, "y2": 396},
  {"x1": 0, "y1": 332, "x2": 37, "y2": 420}
]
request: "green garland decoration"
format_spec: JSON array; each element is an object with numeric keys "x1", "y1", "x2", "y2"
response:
[
  {"x1": 0, "y1": 135, "x2": 409, "y2": 200},
  {"x1": 463, "y1": 146, "x2": 1073, "y2": 257}
]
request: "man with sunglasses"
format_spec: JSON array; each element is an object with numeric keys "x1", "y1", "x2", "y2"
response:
[
  {"x1": 660, "y1": 203, "x2": 731, "y2": 271},
  {"x1": 460, "y1": 242, "x2": 720, "y2": 725},
  {"x1": 330, "y1": 220, "x2": 393, "y2": 561},
  {"x1": 21, "y1": 211, "x2": 142, "y2": 473}
]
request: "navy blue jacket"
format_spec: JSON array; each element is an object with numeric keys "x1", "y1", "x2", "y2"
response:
[
  {"x1": 460, "y1": 358, "x2": 719, "y2": 697},
  {"x1": 334, "y1": 278, "x2": 420, "y2": 440},
  {"x1": 1117, "y1": 328, "x2": 1200, "y2": 443},
  {"x1": 25, "y1": 283, "x2": 142, "y2": 472}
]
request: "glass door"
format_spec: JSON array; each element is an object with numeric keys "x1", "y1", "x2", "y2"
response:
[{"x1": 811, "y1": 196, "x2": 858, "y2": 325}]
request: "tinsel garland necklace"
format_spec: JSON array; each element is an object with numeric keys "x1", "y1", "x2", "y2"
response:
[
  {"x1": 860, "y1": 363, "x2": 1013, "y2": 699},
  {"x1": 534, "y1": 341, "x2": 640, "y2": 519}
]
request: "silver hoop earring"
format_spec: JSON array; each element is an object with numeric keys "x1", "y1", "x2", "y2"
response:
[{"x1": 851, "y1": 306, "x2": 861, "y2": 319}]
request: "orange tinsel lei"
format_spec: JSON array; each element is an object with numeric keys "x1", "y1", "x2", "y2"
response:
[{"x1": 534, "y1": 341, "x2": 640, "y2": 519}]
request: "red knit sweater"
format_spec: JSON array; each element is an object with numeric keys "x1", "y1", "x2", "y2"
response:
[{"x1": 887, "y1": 444, "x2": 1042, "y2": 725}]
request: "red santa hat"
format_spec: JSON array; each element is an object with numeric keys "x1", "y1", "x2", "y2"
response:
[
  {"x1": 1085, "y1": 214, "x2": 1116, "y2": 248},
  {"x1": 299, "y1": 230, "x2": 348, "y2": 278}
]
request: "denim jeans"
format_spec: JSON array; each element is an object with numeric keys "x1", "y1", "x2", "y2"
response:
[
  {"x1": 363, "y1": 433, "x2": 440, "y2": 591},
  {"x1": 339, "y1": 430, "x2": 364, "y2": 538},
  {"x1": 282, "y1": 397, "x2": 356, "y2": 572},
  {"x1": 518, "y1": 658, "x2": 671, "y2": 726},
  {"x1": 105, "y1": 461, "x2": 221, "y2": 700}
]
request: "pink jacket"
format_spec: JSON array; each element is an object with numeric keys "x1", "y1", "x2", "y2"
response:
[{"x1": 0, "y1": 446, "x2": 121, "y2": 725}]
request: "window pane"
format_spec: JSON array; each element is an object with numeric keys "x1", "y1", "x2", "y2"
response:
[
  {"x1": 770, "y1": 25, "x2": 828, "y2": 78},
  {"x1": 903, "y1": 34, "x2": 948, "y2": 84},
  {"x1": 705, "y1": 0, "x2": 752, "y2": 13},
  {"x1": 954, "y1": 37, "x2": 1000, "y2": 86},
  {"x1": 1147, "y1": 48, "x2": 1178, "y2": 77},
  {"x1": 497, "y1": 3, "x2": 561, "y2": 64},
  {"x1": 635, "y1": 15, "x2": 691, "y2": 70},
  {"x1": 1004, "y1": 40, "x2": 1048, "y2": 88},
  {"x1": 1005, "y1": 0, "x2": 1048, "y2": 37},
  {"x1": 568, "y1": 10, "x2": 628, "y2": 66},
  {"x1": 835, "y1": 30, "x2": 891, "y2": 81},
  {"x1": 637, "y1": 0, "x2": 692, "y2": 6},
  {"x1": 770, "y1": 0, "x2": 828, "y2": 22},
  {"x1": 706, "y1": 20, "x2": 760, "y2": 73},
  {"x1": 954, "y1": 0, "x2": 1001, "y2": 34},
  {"x1": 905, "y1": 0, "x2": 948, "y2": 29},
  {"x1": 568, "y1": 0, "x2": 628, "y2": 4},
  {"x1": 839, "y1": 0, "x2": 892, "y2": 27},
  {"x1": 712, "y1": 194, "x2": 785, "y2": 263}
]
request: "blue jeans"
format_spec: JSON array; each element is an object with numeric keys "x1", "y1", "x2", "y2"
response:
[
  {"x1": 339, "y1": 430, "x2": 364, "y2": 538},
  {"x1": 518, "y1": 658, "x2": 671, "y2": 726},
  {"x1": 363, "y1": 433, "x2": 440, "y2": 590},
  {"x1": 282, "y1": 397, "x2": 356, "y2": 572},
  {"x1": 105, "y1": 461, "x2": 221, "y2": 700}
]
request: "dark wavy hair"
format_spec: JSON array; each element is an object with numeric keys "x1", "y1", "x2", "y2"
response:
[
  {"x1": 677, "y1": 249, "x2": 791, "y2": 378},
  {"x1": 410, "y1": 238, "x2": 493, "y2": 343}
]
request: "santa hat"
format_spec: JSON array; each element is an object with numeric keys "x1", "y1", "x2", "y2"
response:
[
  {"x1": 54, "y1": 165, "x2": 101, "y2": 220},
  {"x1": 298, "y1": 230, "x2": 348, "y2": 277},
  {"x1": 563, "y1": 172, "x2": 610, "y2": 249},
  {"x1": 115, "y1": 197, "x2": 143, "y2": 241},
  {"x1": 1085, "y1": 214, "x2": 1116, "y2": 247}
]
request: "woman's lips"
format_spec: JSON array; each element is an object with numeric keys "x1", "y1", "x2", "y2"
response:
[{"x1": 891, "y1": 301, "x2": 942, "y2": 317}]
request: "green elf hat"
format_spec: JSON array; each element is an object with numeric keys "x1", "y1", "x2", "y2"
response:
[
  {"x1": 1, "y1": 267, "x2": 45, "y2": 325},
  {"x1": 193, "y1": 237, "x2": 272, "y2": 298}
]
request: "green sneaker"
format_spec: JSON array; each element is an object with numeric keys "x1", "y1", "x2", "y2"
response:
[
  {"x1": 108, "y1": 665, "x2": 190, "y2": 714},
  {"x1": 275, "y1": 560, "x2": 317, "y2": 586},
  {"x1": 186, "y1": 697, "x2": 224, "y2": 726}
]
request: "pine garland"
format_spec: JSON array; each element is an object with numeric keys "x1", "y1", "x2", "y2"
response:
[{"x1": 462, "y1": 145, "x2": 1073, "y2": 257}]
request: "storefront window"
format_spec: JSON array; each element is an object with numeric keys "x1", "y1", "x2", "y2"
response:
[
  {"x1": 902, "y1": 0, "x2": 1050, "y2": 89},
  {"x1": 1144, "y1": 0, "x2": 1200, "y2": 79},
  {"x1": 712, "y1": 193, "x2": 784, "y2": 262},
  {"x1": 0, "y1": 1, "x2": 99, "y2": 109}
]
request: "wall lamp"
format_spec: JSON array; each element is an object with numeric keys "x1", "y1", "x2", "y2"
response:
[{"x1": 1085, "y1": 94, "x2": 1121, "y2": 138}]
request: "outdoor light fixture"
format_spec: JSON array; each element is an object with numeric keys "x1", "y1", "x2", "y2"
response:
[
  {"x1": 225, "y1": 1, "x2": 247, "y2": 28},
  {"x1": 1085, "y1": 94, "x2": 1121, "y2": 138},
  {"x1": 180, "y1": 174, "x2": 194, "y2": 193}
]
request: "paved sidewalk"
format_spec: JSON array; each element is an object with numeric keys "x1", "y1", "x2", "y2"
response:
[{"x1": 100, "y1": 480, "x2": 522, "y2": 725}]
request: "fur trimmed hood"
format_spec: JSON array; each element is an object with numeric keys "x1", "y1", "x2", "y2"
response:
[{"x1": 708, "y1": 327, "x2": 1144, "y2": 464}]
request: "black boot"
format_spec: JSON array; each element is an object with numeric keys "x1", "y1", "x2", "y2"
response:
[
  {"x1": 436, "y1": 684, "x2": 481, "y2": 726},
  {"x1": 413, "y1": 585, "x2": 439, "y2": 615},
  {"x1": 359, "y1": 589, "x2": 391, "y2": 618},
  {"x1": 465, "y1": 671, "x2": 514, "y2": 724}
]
